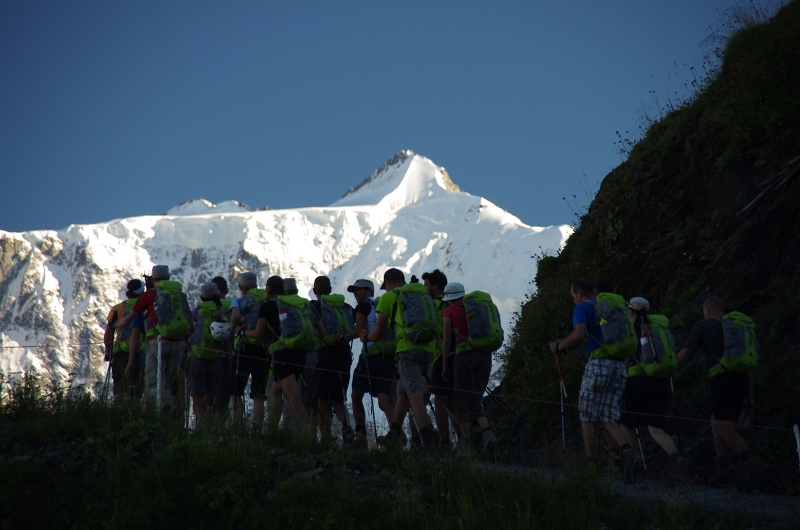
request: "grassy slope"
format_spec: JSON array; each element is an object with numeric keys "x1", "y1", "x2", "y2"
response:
[
  {"x1": 499, "y1": 0, "x2": 800, "y2": 485},
  {"x1": 0, "y1": 378, "x2": 767, "y2": 530}
]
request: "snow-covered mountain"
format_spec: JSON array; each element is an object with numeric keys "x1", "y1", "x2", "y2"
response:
[{"x1": 0, "y1": 150, "x2": 571, "y2": 387}]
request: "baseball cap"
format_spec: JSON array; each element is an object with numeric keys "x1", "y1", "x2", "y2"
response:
[
  {"x1": 627, "y1": 297, "x2": 650, "y2": 311},
  {"x1": 237, "y1": 272, "x2": 257, "y2": 288},
  {"x1": 284, "y1": 278, "x2": 297, "y2": 292},
  {"x1": 151, "y1": 265, "x2": 170, "y2": 280},
  {"x1": 347, "y1": 279, "x2": 375, "y2": 292},
  {"x1": 266, "y1": 275, "x2": 284, "y2": 291},
  {"x1": 200, "y1": 282, "x2": 220, "y2": 298},
  {"x1": 380, "y1": 268, "x2": 405, "y2": 290},
  {"x1": 442, "y1": 282, "x2": 466, "y2": 301}
]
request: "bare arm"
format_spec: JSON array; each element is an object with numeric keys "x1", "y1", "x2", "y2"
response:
[
  {"x1": 245, "y1": 317, "x2": 269, "y2": 340},
  {"x1": 342, "y1": 311, "x2": 366, "y2": 342},
  {"x1": 103, "y1": 325, "x2": 115, "y2": 355},
  {"x1": 362, "y1": 312, "x2": 387, "y2": 343},
  {"x1": 125, "y1": 327, "x2": 141, "y2": 378},
  {"x1": 549, "y1": 323, "x2": 587, "y2": 352},
  {"x1": 113, "y1": 309, "x2": 138, "y2": 329},
  {"x1": 676, "y1": 347, "x2": 693, "y2": 366}
]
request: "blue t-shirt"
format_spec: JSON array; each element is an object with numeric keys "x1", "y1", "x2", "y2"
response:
[
  {"x1": 233, "y1": 296, "x2": 246, "y2": 312},
  {"x1": 572, "y1": 298, "x2": 602, "y2": 357}
]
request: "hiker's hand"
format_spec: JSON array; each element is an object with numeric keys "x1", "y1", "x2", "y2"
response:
[
  {"x1": 104, "y1": 352, "x2": 111, "y2": 362},
  {"x1": 124, "y1": 361, "x2": 134, "y2": 378},
  {"x1": 549, "y1": 340, "x2": 560, "y2": 353},
  {"x1": 442, "y1": 366, "x2": 450, "y2": 382},
  {"x1": 359, "y1": 329, "x2": 369, "y2": 343}
]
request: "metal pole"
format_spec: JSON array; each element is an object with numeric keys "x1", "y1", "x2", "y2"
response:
[
  {"x1": 793, "y1": 425, "x2": 800, "y2": 477},
  {"x1": 157, "y1": 336, "x2": 163, "y2": 412},
  {"x1": 635, "y1": 427, "x2": 647, "y2": 472},
  {"x1": 363, "y1": 345, "x2": 379, "y2": 448},
  {"x1": 560, "y1": 381, "x2": 566, "y2": 451},
  {"x1": 102, "y1": 360, "x2": 112, "y2": 404}
]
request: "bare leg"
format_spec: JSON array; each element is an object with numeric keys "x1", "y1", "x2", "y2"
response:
[
  {"x1": 647, "y1": 425, "x2": 678, "y2": 455},
  {"x1": 352, "y1": 388, "x2": 366, "y2": 425},
  {"x1": 333, "y1": 400, "x2": 349, "y2": 427},
  {"x1": 317, "y1": 398, "x2": 332, "y2": 440},
  {"x1": 377, "y1": 392, "x2": 394, "y2": 423},
  {"x1": 408, "y1": 392, "x2": 432, "y2": 429},
  {"x1": 601, "y1": 422, "x2": 628, "y2": 447},
  {"x1": 712, "y1": 417, "x2": 747, "y2": 456},
  {"x1": 393, "y1": 386, "x2": 410, "y2": 424},
  {"x1": 252, "y1": 398, "x2": 265, "y2": 425},
  {"x1": 582, "y1": 421, "x2": 597, "y2": 459},
  {"x1": 192, "y1": 395, "x2": 206, "y2": 423},
  {"x1": 620, "y1": 424, "x2": 639, "y2": 449},
  {"x1": 278, "y1": 375, "x2": 308, "y2": 431},
  {"x1": 434, "y1": 395, "x2": 450, "y2": 442}
]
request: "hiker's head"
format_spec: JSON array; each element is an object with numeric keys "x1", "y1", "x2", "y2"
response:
[
  {"x1": 284, "y1": 278, "x2": 299, "y2": 295},
  {"x1": 200, "y1": 282, "x2": 220, "y2": 302},
  {"x1": 126, "y1": 279, "x2": 145, "y2": 299},
  {"x1": 380, "y1": 268, "x2": 405, "y2": 291},
  {"x1": 266, "y1": 276, "x2": 286, "y2": 298},
  {"x1": 422, "y1": 269, "x2": 448, "y2": 297},
  {"x1": 442, "y1": 282, "x2": 465, "y2": 304},
  {"x1": 211, "y1": 276, "x2": 228, "y2": 297},
  {"x1": 627, "y1": 296, "x2": 650, "y2": 322},
  {"x1": 347, "y1": 279, "x2": 375, "y2": 303},
  {"x1": 703, "y1": 296, "x2": 725, "y2": 319},
  {"x1": 313, "y1": 276, "x2": 332, "y2": 298},
  {"x1": 237, "y1": 272, "x2": 257, "y2": 295},
  {"x1": 570, "y1": 279, "x2": 595, "y2": 304},
  {"x1": 151, "y1": 265, "x2": 170, "y2": 282}
]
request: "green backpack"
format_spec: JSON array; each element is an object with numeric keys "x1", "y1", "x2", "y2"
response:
[
  {"x1": 629, "y1": 314, "x2": 677, "y2": 378},
  {"x1": 269, "y1": 295, "x2": 319, "y2": 353},
  {"x1": 455, "y1": 291, "x2": 504, "y2": 354},
  {"x1": 240, "y1": 288, "x2": 267, "y2": 346},
  {"x1": 113, "y1": 298, "x2": 138, "y2": 355},
  {"x1": 391, "y1": 283, "x2": 441, "y2": 345},
  {"x1": 188, "y1": 300, "x2": 226, "y2": 360},
  {"x1": 709, "y1": 312, "x2": 759, "y2": 377},
  {"x1": 588, "y1": 293, "x2": 637, "y2": 360},
  {"x1": 153, "y1": 280, "x2": 191, "y2": 340},
  {"x1": 319, "y1": 294, "x2": 355, "y2": 346},
  {"x1": 365, "y1": 297, "x2": 396, "y2": 357}
]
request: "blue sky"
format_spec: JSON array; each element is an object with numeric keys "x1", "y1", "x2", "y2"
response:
[{"x1": 1, "y1": 1, "x2": 753, "y2": 232}]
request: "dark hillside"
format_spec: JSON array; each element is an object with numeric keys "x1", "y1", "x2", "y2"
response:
[{"x1": 499, "y1": 0, "x2": 800, "y2": 487}]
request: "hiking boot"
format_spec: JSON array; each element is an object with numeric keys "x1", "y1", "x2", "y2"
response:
[
  {"x1": 377, "y1": 425, "x2": 407, "y2": 449},
  {"x1": 621, "y1": 447, "x2": 638, "y2": 484},
  {"x1": 481, "y1": 430, "x2": 499, "y2": 458},
  {"x1": 340, "y1": 424, "x2": 355, "y2": 444},
  {"x1": 408, "y1": 436, "x2": 422, "y2": 449},
  {"x1": 707, "y1": 456, "x2": 739, "y2": 488},
  {"x1": 418, "y1": 426, "x2": 440, "y2": 451},
  {"x1": 344, "y1": 431, "x2": 367, "y2": 449}
]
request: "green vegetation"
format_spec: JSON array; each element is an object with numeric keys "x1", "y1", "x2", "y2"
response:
[
  {"x1": 500, "y1": 0, "x2": 800, "y2": 481},
  {"x1": 0, "y1": 375, "x2": 768, "y2": 529}
]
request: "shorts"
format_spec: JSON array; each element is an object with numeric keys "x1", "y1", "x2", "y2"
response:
[
  {"x1": 397, "y1": 348, "x2": 432, "y2": 396},
  {"x1": 188, "y1": 356, "x2": 222, "y2": 397},
  {"x1": 315, "y1": 346, "x2": 352, "y2": 402},
  {"x1": 710, "y1": 372, "x2": 750, "y2": 422},
  {"x1": 430, "y1": 354, "x2": 455, "y2": 396},
  {"x1": 352, "y1": 354, "x2": 395, "y2": 397},
  {"x1": 620, "y1": 375, "x2": 670, "y2": 430},
  {"x1": 145, "y1": 339, "x2": 185, "y2": 401},
  {"x1": 110, "y1": 351, "x2": 131, "y2": 396},
  {"x1": 578, "y1": 358, "x2": 627, "y2": 423},
  {"x1": 232, "y1": 343, "x2": 269, "y2": 400},
  {"x1": 453, "y1": 349, "x2": 492, "y2": 423},
  {"x1": 272, "y1": 348, "x2": 306, "y2": 382}
]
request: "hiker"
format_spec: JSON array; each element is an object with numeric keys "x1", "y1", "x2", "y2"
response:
[
  {"x1": 210, "y1": 276, "x2": 233, "y2": 420},
  {"x1": 676, "y1": 296, "x2": 768, "y2": 488},
  {"x1": 311, "y1": 276, "x2": 355, "y2": 442},
  {"x1": 349, "y1": 279, "x2": 397, "y2": 446},
  {"x1": 360, "y1": 268, "x2": 440, "y2": 449},
  {"x1": 230, "y1": 272, "x2": 270, "y2": 424},
  {"x1": 548, "y1": 279, "x2": 636, "y2": 470},
  {"x1": 246, "y1": 275, "x2": 309, "y2": 430},
  {"x1": 112, "y1": 265, "x2": 193, "y2": 417},
  {"x1": 441, "y1": 282, "x2": 498, "y2": 454},
  {"x1": 187, "y1": 282, "x2": 228, "y2": 424},
  {"x1": 618, "y1": 297, "x2": 684, "y2": 467},
  {"x1": 423, "y1": 269, "x2": 459, "y2": 445},
  {"x1": 103, "y1": 279, "x2": 146, "y2": 399}
]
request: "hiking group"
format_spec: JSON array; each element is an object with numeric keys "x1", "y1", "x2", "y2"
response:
[
  {"x1": 104, "y1": 265, "x2": 503, "y2": 455},
  {"x1": 549, "y1": 278, "x2": 770, "y2": 489}
]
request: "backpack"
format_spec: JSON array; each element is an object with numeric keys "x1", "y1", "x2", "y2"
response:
[
  {"x1": 113, "y1": 299, "x2": 138, "y2": 354},
  {"x1": 629, "y1": 315, "x2": 677, "y2": 378},
  {"x1": 240, "y1": 288, "x2": 266, "y2": 346},
  {"x1": 709, "y1": 312, "x2": 759, "y2": 377},
  {"x1": 588, "y1": 293, "x2": 637, "y2": 360},
  {"x1": 319, "y1": 294, "x2": 355, "y2": 345},
  {"x1": 366, "y1": 297, "x2": 396, "y2": 357},
  {"x1": 269, "y1": 294, "x2": 319, "y2": 353},
  {"x1": 455, "y1": 291, "x2": 504, "y2": 354},
  {"x1": 153, "y1": 280, "x2": 191, "y2": 340},
  {"x1": 188, "y1": 300, "x2": 226, "y2": 360},
  {"x1": 391, "y1": 283, "x2": 441, "y2": 345}
]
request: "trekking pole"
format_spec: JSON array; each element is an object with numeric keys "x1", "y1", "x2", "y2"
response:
[
  {"x1": 670, "y1": 377, "x2": 683, "y2": 455},
  {"x1": 101, "y1": 360, "x2": 112, "y2": 404},
  {"x1": 793, "y1": 425, "x2": 800, "y2": 478},
  {"x1": 553, "y1": 352, "x2": 568, "y2": 451},
  {"x1": 185, "y1": 366, "x2": 190, "y2": 429},
  {"x1": 362, "y1": 344, "x2": 378, "y2": 448},
  {"x1": 233, "y1": 334, "x2": 242, "y2": 421},
  {"x1": 634, "y1": 427, "x2": 647, "y2": 472},
  {"x1": 157, "y1": 336, "x2": 163, "y2": 412}
]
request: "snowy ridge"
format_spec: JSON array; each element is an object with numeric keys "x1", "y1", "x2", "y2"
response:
[
  {"x1": 0, "y1": 151, "x2": 571, "y2": 387},
  {"x1": 166, "y1": 198, "x2": 252, "y2": 215}
]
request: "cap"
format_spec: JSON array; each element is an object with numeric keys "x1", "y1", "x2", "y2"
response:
[
  {"x1": 200, "y1": 282, "x2": 220, "y2": 298},
  {"x1": 126, "y1": 279, "x2": 144, "y2": 295},
  {"x1": 151, "y1": 265, "x2": 170, "y2": 280},
  {"x1": 266, "y1": 275, "x2": 284, "y2": 291},
  {"x1": 442, "y1": 282, "x2": 466, "y2": 301},
  {"x1": 627, "y1": 296, "x2": 650, "y2": 311},
  {"x1": 283, "y1": 278, "x2": 297, "y2": 292},
  {"x1": 237, "y1": 272, "x2": 257, "y2": 288},
  {"x1": 347, "y1": 279, "x2": 375, "y2": 293},
  {"x1": 380, "y1": 268, "x2": 405, "y2": 290}
]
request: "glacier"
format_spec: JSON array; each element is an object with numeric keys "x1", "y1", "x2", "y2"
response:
[{"x1": 0, "y1": 150, "x2": 571, "y2": 388}]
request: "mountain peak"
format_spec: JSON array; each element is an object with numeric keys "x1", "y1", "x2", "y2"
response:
[
  {"x1": 330, "y1": 150, "x2": 461, "y2": 209},
  {"x1": 166, "y1": 198, "x2": 253, "y2": 216}
]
